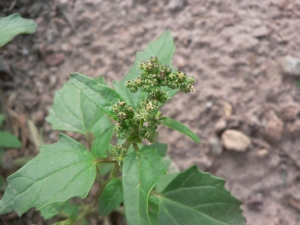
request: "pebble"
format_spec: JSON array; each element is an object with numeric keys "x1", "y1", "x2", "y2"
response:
[
  {"x1": 168, "y1": 0, "x2": 186, "y2": 11},
  {"x1": 264, "y1": 117, "x2": 284, "y2": 141},
  {"x1": 222, "y1": 129, "x2": 251, "y2": 152},
  {"x1": 278, "y1": 56, "x2": 300, "y2": 76},
  {"x1": 209, "y1": 136, "x2": 222, "y2": 155}
]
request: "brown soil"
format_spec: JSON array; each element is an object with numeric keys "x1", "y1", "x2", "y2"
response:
[{"x1": 1, "y1": 0, "x2": 300, "y2": 224}]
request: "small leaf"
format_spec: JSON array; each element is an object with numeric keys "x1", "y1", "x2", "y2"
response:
[
  {"x1": 123, "y1": 148, "x2": 165, "y2": 225},
  {"x1": 155, "y1": 166, "x2": 245, "y2": 225},
  {"x1": 46, "y1": 82, "x2": 107, "y2": 134},
  {"x1": 40, "y1": 201, "x2": 78, "y2": 220},
  {"x1": 141, "y1": 142, "x2": 168, "y2": 157},
  {"x1": 98, "y1": 177, "x2": 123, "y2": 216},
  {"x1": 70, "y1": 73, "x2": 124, "y2": 120},
  {"x1": 113, "y1": 30, "x2": 177, "y2": 109},
  {"x1": 53, "y1": 220, "x2": 72, "y2": 225},
  {"x1": 0, "y1": 114, "x2": 5, "y2": 126},
  {"x1": 0, "y1": 14, "x2": 37, "y2": 47},
  {"x1": 0, "y1": 131, "x2": 21, "y2": 148},
  {"x1": 162, "y1": 117, "x2": 200, "y2": 143},
  {"x1": 0, "y1": 134, "x2": 97, "y2": 216},
  {"x1": 92, "y1": 125, "x2": 115, "y2": 158}
]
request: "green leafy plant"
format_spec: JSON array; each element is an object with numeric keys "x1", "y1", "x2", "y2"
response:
[
  {"x1": 0, "y1": 114, "x2": 21, "y2": 149},
  {"x1": 0, "y1": 31, "x2": 245, "y2": 225},
  {"x1": 0, "y1": 13, "x2": 37, "y2": 48}
]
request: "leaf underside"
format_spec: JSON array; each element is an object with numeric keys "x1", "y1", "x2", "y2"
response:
[
  {"x1": 70, "y1": 73, "x2": 124, "y2": 120},
  {"x1": 0, "y1": 134, "x2": 97, "y2": 216},
  {"x1": 0, "y1": 131, "x2": 21, "y2": 148},
  {"x1": 0, "y1": 14, "x2": 37, "y2": 47}
]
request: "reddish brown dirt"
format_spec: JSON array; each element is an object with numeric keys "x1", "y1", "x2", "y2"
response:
[{"x1": 1, "y1": 0, "x2": 300, "y2": 224}]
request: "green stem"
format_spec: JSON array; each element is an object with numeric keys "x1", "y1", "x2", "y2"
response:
[
  {"x1": 93, "y1": 162, "x2": 120, "y2": 207},
  {"x1": 94, "y1": 158, "x2": 117, "y2": 164},
  {"x1": 132, "y1": 143, "x2": 139, "y2": 152},
  {"x1": 86, "y1": 131, "x2": 93, "y2": 151}
]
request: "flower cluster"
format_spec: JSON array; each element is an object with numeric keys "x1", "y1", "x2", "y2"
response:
[
  {"x1": 110, "y1": 145, "x2": 127, "y2": 163},
  {"x1": 112, "y1": 99, "x2": 161, "y2": 143},
  {"x1": 125, "y1": 56, "x2": 195, "y2": 102},
  {"x1": 112, "y1": 57, "x2": 195, "y2": 144}
]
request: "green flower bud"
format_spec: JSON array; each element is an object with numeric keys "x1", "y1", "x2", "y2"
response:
[{"x1": 118, "y1": 112, "x2": 126, "y2": 120}]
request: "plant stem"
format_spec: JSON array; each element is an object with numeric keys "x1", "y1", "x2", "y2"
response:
[
  {"x1": 94, "y1": 158, "x2": 117, "y2": 164},
  {"x1": 133, "y1": 142, "x2": 139, "y2": 152},
  {"x1": 93, "y1": 162, "x2": 119, "y2": 207}
]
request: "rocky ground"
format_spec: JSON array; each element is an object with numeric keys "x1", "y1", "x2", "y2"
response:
[{"x1": 1, "y1": 0, "x2": 300, "y2": 224}]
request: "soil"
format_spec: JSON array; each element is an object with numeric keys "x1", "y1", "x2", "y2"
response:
[{"x1": 1, "y1": 0, "x2": 300, "y2": 224}]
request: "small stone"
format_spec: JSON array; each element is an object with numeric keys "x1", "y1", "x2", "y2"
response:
[
  {"x1": 285, "y1": 120, "x2": 300, "y2": 137},
  {"x1": 222, "y1": 129, "x2": 251, "y2": 152},
  {"x1": 214, "y1": 119, "x2": 226, "y2": 133},
  {"x1": 264, "y1": 117, "x2": 284, "y2": 141},
  {"x1": 280, "y1": 104, "x2": 299, "y2": 122},
  {"x1": 252, "y1": 26, "x2": 269, "y2": 38},
  {"x1": 45, "y1": 53, "x2": 65, "y2": 67},
  {"x1": 209, "y1": 136, "x2": 222, "y2": 155},
  {"x1": 278, "y1": 55, "x2": 300, "y2": 76},
  {"x1": 222, "y1": 101, "x2": 232, "y2": 118},
  {"x1": 168, "y1": 0, "x2": 186, "y2": 11},
  {"x1": 257, "y1": 149, "x2": 269, "y2": 158}
]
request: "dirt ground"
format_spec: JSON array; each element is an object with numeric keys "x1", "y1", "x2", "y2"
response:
[{"x1": 1, "y1": 0, "x2": 300, "y2": 224}]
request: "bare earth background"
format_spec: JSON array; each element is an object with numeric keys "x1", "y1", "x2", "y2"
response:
[{"x1": 1, "y1": 0, "x2": 300, "y2": 224}]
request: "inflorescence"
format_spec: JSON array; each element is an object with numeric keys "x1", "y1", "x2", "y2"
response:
[{"x1": 110, "y1": 57, "x2": 195, "y2": 160}]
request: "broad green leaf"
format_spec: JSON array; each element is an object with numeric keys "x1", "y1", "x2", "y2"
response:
[
  {"x1": 162, "y1": 117, "x2": 200, "y2": 143},
  {"x1": 98, "y1": 177, "x2": 123, "y2": 216},
  {"x1": 155, "y1": 166, "x2": 245, "y2": 225},
  {"x1": 0, "y1": 114, "x2": 5, "y2": 126},
  {"x1": 40, "y1": 200, "x2": 78, "y2": 221},
  {"x1": 0, "y1": 131, "x2": 21, "y2": 148},
  {"x1": 70, "y1": 73, "x2": 124, "y2": 120},
  {"x1": 113, "y1": 30, "x2": 177, "y2": 109},
  {"x1": 156, "y1": 173, "x2": 178, "y2": 193},
  {"x1": 0, "y1": 134, "x2": 97, "y2": 216},
  {"x1": 46, "y1": 82, "x2": 108, "y2": 134},
  {"x1": 148, "y1": 195, "x2": 159, "y2": 225},
  {"x1": 0, "y1": 14, "x2": 37, "y2": 47},
  {"x1": 92, "y1": 125, "x2": 115, "y2": 158},
  {"x1": 141, "y1": 142, "x2": 168, "y2": 157},
  {"x1": 123, "y1": 148, "x2": 165, "y2": 225}
]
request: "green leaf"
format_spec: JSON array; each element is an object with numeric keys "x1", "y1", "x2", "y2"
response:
[
  {"x1": 141, "y1": 142, "x2": 168, "y2": 157},
  {"x1": 53, "y1": 220, "x2": 72, "y2": 225},
  {"x1": 46, "y1": 82, "x2": 108, "y2": 134},
  {"x1": 40, "y1": 200, "x2": 78, "y2": 221},
  {"x1": 123, "y1": 148, "x2": 165, "y2": 225},
  {"x1": 92, "y1": 125, "x2": 115, "y2": 158},
  {"x1": 113, "y1": 30, "x2": 177, "y2": 109},
  {"x1": 155, "y1": 166, "x2": 245, "y2": 225},
  {"x1": 0, "y1": 134, "x2": 97, "y2": 216},
  {"x1": 0, "y1": 131, "x2": 21, "y2": 148},
  {"x1": 0, "y1": 14, "x2": 37, "y2": 47},
  {"x1": 98, "y1": 177, "x2": 123, "y2": 216},
  {"x1": 70, "y1": 73, "x2": 124, "y2": 120},
  {"x1": 162, "y1": 117, "x2": 200, "y2": 143},
  {"x1": 0, "y1": 114, "x2": 5, "y2": 126}
]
